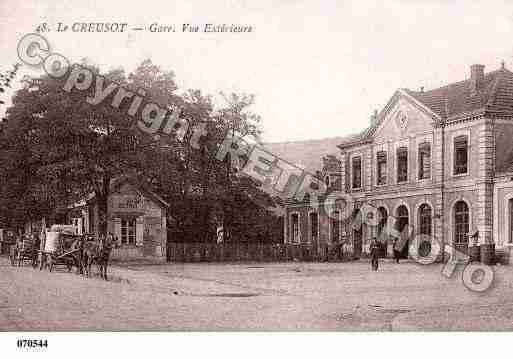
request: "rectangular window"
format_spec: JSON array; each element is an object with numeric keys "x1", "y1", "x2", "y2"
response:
[
  {"x1": 121, "y1": 219, "x2": 136, "y2": 245},
  {"x1": 454, "y1": 135, "x2": 468, "y2": 175},
  {"x1": 418, "y1": 142, "x2": 431, "y2": 180},
  {"x1": 352, "y1": 157, "x2": 362, "y2": 189},
  {"x1": 397, "y1": 147, "x2": 408, "y2": 183},
  {"x1": 376, "y1": 151, "x2": 387, "y2": 185}
]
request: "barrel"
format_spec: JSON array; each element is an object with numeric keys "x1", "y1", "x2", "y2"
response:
[
  {"x1": 44, "y1": 231, "x2": 59, "y2": 253},
  {"x1": 480, "y1": 243, "x2": 495, "y2": 265},
  {"x1": 469, "y1": 245, "x2": 481, "y2": 262}
]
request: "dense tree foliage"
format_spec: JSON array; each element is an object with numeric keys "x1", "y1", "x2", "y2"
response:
[{"x1": 0, "y1": 60, "x2": 283, "y2": 242}]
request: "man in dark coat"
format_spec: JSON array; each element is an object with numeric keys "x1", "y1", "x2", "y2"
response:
[
  {"x1": 393, "y1": 237, "x2": 401, "y2": 263},
  {"x1": 370, "y1": 238, "x2": 380, "y2": 271}
]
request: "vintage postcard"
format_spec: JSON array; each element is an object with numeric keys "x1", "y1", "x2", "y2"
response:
[{"x1": 0, "y1": 0, "x2": 512, "y2": 356}]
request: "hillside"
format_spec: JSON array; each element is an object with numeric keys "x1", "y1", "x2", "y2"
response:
[{"x1": 262, "y1": 137, "x2": 346, "y2": 174}]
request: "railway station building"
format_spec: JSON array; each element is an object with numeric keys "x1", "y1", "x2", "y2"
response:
[{"x1": 284, "y1": 63, "x2": 513, "y2": 263}]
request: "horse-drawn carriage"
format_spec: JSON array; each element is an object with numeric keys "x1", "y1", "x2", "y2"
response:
[
  {"x1": 7, "y1": 224, "x2": 117, "y2": 280},
  {"x1": 9, "y1": 235, "x2": 39, "y2": 267},
  {"x1": 40, "y1": 229, "x2": 82, "y2": 272},
  {"x1": 0, "y1": 228, "x2": 16, "y2": 256}
]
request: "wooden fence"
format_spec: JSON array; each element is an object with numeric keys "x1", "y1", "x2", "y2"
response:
[{"x1": 166, "y1": 242, "x2": 356, "y2": 262}]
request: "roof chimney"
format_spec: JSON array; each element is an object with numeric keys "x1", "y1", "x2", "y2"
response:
[{"x1": 470, "y1": 64, "x2": 485, "y2": 93}]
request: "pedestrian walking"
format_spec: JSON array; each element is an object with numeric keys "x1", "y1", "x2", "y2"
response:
[
  {"x1": 370, "y1": 238, "x2": 380, "y2": 271},
  {"x1": 393, "y1": 237, "x2": 400, "y2": 263}
]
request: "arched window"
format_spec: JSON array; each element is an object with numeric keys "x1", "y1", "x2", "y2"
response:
[
  {"x1": 331, "y1": 211, "x2": 340, "y2": 243},
  {"x1": 396, "y1": 205, "x2": 409, "y2": 232},
  {"x1": 325, "y1": 175, "x2": 330, "y2": 187},
  {"x1": 418, "y1": 204, "x2": 432, "y2": 236},
  {"x1": 291, "y1": 213, "x2": 300, "y2": 244},
  {"x1": 309, "y1": 212, "x2": 319, "y2": 242},
  {"x1": 454, "y1": 201, "x2": 469, "y2": 244},
  {"x1": 377, "y1": 207, "x2": 388, "y2": 235},
  {"x1": 395, "y1": 205, "x2": 410, "y2": 258},
  {"x1": 352, "y1": 208, "x2": 363, "y2": 257}
]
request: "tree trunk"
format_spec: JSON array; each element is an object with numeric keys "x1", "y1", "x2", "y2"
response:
[{"x1": 97, "y1": 175, "x2": 111, "y2": 236}]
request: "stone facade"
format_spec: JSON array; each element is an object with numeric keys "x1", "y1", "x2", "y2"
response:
[{"x1": 284, "y1": 64, "x2": 513, "y2": 261}]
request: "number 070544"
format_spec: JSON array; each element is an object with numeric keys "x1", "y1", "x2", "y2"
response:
[{"x1": 17, "y1": 339, "x2": 48, "y2": 348}]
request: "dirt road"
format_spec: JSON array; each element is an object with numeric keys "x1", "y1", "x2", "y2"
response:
[{"x1": 1, "y1": 257, "x2": 513, "y2": 330}]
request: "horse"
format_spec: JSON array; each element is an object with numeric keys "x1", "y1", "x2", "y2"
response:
[
  {"x1": 55, "y1": 234, "x2": 85, "y2": 273},
  {"x1": 82, "y1": 234, "x2": 118, "y2": 280}
]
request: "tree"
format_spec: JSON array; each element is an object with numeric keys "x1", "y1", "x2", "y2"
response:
[
  {"x1": 2, "y1": 60, "x2": 180, "y2": 233},
  {"x1": 0, "y1": 63, "x2": 23, "y2": 227},
  {"x1": 0, "y1": 59, "x2": 283, "y2": 242}
]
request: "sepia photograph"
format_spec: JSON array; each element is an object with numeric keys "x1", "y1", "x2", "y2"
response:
[{"x1": 1, "y1": 0, "x2": 513, "y2": 357}]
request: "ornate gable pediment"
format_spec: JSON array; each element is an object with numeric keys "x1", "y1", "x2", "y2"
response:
[{"x1": 372, "y1": 92, "x2": 436, "y2": 142}]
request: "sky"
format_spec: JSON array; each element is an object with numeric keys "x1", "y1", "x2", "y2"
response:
[{"x1": 2, "y1": 0, "x2": 513, "y2": 142}]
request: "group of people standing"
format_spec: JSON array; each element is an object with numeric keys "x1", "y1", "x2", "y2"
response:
[{"x1": 369, "y1": 237, "x2": 405, "y2": 271}]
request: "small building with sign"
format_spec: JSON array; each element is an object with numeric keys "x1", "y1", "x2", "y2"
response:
[{"x1": 82, "y1": 178, "x2": 169, "y2": 260}]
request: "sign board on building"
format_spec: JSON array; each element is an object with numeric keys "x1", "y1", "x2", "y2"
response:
[
  {"x1": 111, "y1": 194, "x2": 148, "y2": 216},
  {"x1": 111, "y1": 193, "x2": 162, "y2": 217},
  {"x1": 114, "y1": 194, "x2": 146, "y2": 210}
]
